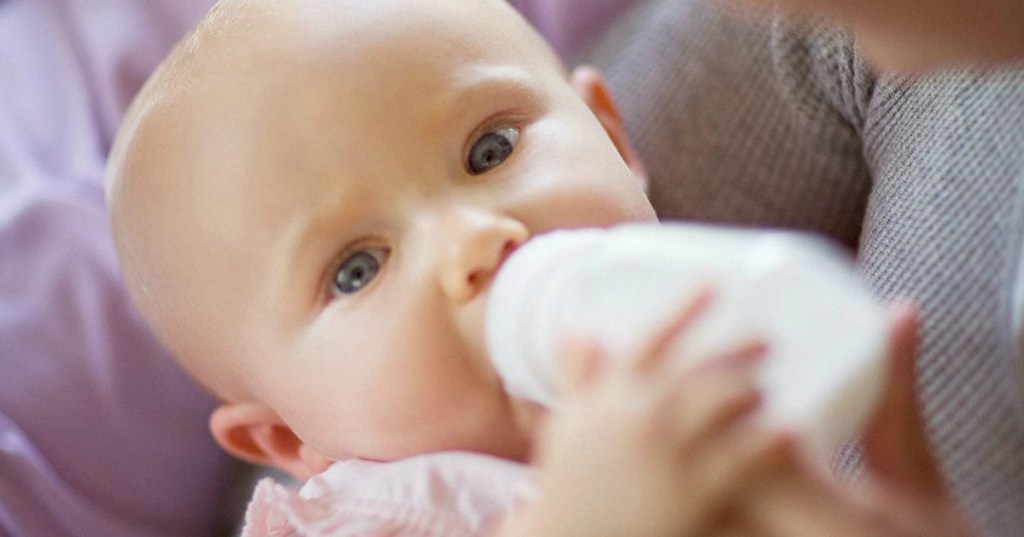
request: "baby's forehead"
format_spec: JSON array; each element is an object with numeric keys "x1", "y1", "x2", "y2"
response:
[
  {"x1": 145, "y1": 0, "x2": 563, "y2": 177},
  {"x1": 117, "y1": 0, "x2": 566, "y2": 279},
  {"x1": 121, "y1": 1, "x2": 558, "y2": 260},
  {"x1": 153, "y1": 0, "x2": 562, "y2": 131},
  {"x1": 195, "y1": 0, "x2": 554, "y2": 67},
  {"x1": 122, "y1": 0, "x2": 566, "y2": 212}
]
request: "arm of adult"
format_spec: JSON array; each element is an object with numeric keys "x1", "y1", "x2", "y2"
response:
[
  {"x1": 587, "y1": 2, "x2": 1024, "y2": 535},
  {"x1": 588, "y1": 0, "x2": 873, "y2": 248}
]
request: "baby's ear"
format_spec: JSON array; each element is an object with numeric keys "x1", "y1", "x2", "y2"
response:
[
  {"x1": 570, "y1": 65, "x2": 648, "y2": 190},
  {"x1": 210, "y1": 401, "x2": 333, "y2": 481}
]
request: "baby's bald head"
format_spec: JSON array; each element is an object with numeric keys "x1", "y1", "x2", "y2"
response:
[
  {"x1": 106, "y1": 0, "x2": 654, "y2": 470},
  {"x1": 106, "y1": 0, "x2": 565, "y2": 401}
]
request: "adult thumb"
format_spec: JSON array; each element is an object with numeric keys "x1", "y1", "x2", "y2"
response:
[{"x1": 861, "y1": 303, "x2": 946, "y2": 494}]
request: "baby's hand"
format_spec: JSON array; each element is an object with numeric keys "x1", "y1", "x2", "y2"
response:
[
  {"x1": 511, "y1": 291, "x2": 799, "y2": 537},
  {"x1": 501, "y1": 300, "x2": 979, "y2": 537}
]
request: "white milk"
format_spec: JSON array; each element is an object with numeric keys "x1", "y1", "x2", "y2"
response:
[{"x1": 486, "y1": 223, "x2": 888, "y2": 454}]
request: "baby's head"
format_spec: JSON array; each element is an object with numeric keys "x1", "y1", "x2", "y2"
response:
[{"x1": 107, "y1": 0, "x2": 655, "y2": 479}]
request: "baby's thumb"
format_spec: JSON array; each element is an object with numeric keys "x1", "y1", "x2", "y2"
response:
[
  {"x1": 861, "y1": 303, "x2": 946, "y2": 494},
  {"x1": 557, "y1": 338, "x2": 605, "y2": 394}
]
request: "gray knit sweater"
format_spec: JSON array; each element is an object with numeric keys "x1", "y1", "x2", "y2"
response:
[{"x1": 589, "y1": 1, "x2": 1024, "y2": 536}]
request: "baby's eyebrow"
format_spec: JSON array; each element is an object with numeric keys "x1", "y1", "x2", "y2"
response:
[
  {"x1": 437, "y1": 65, "x2": 543, "y2": 126},
  {"x1": 279, "y1": 194, "x2": 366, "y2": 304}
]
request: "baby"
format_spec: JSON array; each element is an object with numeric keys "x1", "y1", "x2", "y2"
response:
[
  {"x1": 107, "y1": 0, "x2": 657, "y2": 472},
  {"x1": 104, "y1": 0, "x2": 950, "y2": 535}
]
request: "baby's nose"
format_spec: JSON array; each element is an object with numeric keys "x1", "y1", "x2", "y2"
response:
[{"x1": 439, "y1": 210, "x2": 528, "y2": 304}]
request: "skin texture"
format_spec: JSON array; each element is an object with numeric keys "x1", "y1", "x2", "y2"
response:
[
  {"x1": 755, "y1": 0, "x2": 1024, "y2": 72},
  {"x1": 106, "y1": 0, "x2": 654, "y2": 479}
]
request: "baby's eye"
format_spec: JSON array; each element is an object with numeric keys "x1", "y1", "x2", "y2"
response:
[
  {"x1": 333, "y1": 247, "x2": 389, "y2": 295},
  {"x1": 467, "y1": 126, "x2": 519, "y2": 175}
]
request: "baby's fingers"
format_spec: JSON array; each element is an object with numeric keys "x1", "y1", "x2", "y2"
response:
[
  {"x1": 631, "y1": 288, "x2": 715, "y2": 373},
  {"x1": 558, "y1": 338, "x2": 605, "y2": 394},
  {"x1": 667, "y1": 342, "x2": 767, "y2": 443},
  {"x1": 559, "y1": 288, "x2": 717, "y2": 395}
]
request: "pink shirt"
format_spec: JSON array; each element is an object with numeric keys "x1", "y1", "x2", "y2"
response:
[{"x1": 243, "y1": 452, "x2": 532, "y2": 537}]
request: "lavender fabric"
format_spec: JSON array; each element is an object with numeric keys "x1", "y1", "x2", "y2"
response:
[
  {"x1": 0, "y1": 1, "x2": 639, "y2": 536},
  {"x1": 509, "y1": 0, "x2": 642, "y2": 58},
  {"x1": 0, "y1": 2, "x2": 233, "y2": 536}
]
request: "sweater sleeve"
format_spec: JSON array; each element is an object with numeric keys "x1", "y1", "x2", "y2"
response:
[
  {"x1": 587, "y1": 0, "x2": 873, "y2": 249},
  {"x1": 590, "y1": 5, "x2": 1024, "y2": 534}
]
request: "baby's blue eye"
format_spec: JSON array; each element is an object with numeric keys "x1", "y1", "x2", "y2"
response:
[
  {"x1": 333, "y1": 248, "x2": 388, "y2": 295},
  {"x1": 468, "y1": 127, "x2": 519, "y2": 174}
]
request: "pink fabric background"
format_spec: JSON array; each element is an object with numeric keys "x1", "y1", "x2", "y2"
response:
[{"x1": 0, "y1": 1, "x2": 639, "y2": 535}]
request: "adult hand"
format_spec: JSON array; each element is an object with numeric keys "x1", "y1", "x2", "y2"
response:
[
  {"x1": 857, "y1": 304, "x2": 978, "y2": 536},
  {"x1": 741, "y1": 304, "x2": 979, "y2": 537}
]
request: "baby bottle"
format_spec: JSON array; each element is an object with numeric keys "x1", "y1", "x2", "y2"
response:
[{"x1": 485, "y1": 223, "x2": 888, "y2": 454}]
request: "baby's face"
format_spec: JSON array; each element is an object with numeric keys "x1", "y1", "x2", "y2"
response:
[{"x1": 113, "y1": 0, "x2": 655, "y2": 469}]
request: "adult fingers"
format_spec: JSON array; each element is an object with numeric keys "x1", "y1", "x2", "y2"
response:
[
  {"x1": 698, "y1": 516, "x2": 772, "y2": 537},
  {"x1": 742, "y1": 469, "x2": 891, "y2": 537},
  {"x1": 682, "y1": 422, "x2": 804, "y2": 525},
  {"x1": 861, "y1": 303, "x2": 947, "y2": 493}
]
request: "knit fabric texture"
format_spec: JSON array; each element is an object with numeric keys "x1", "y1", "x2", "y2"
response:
[{"x1": 588, "y1": 1, "x2": 1024, "y2": 536}]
